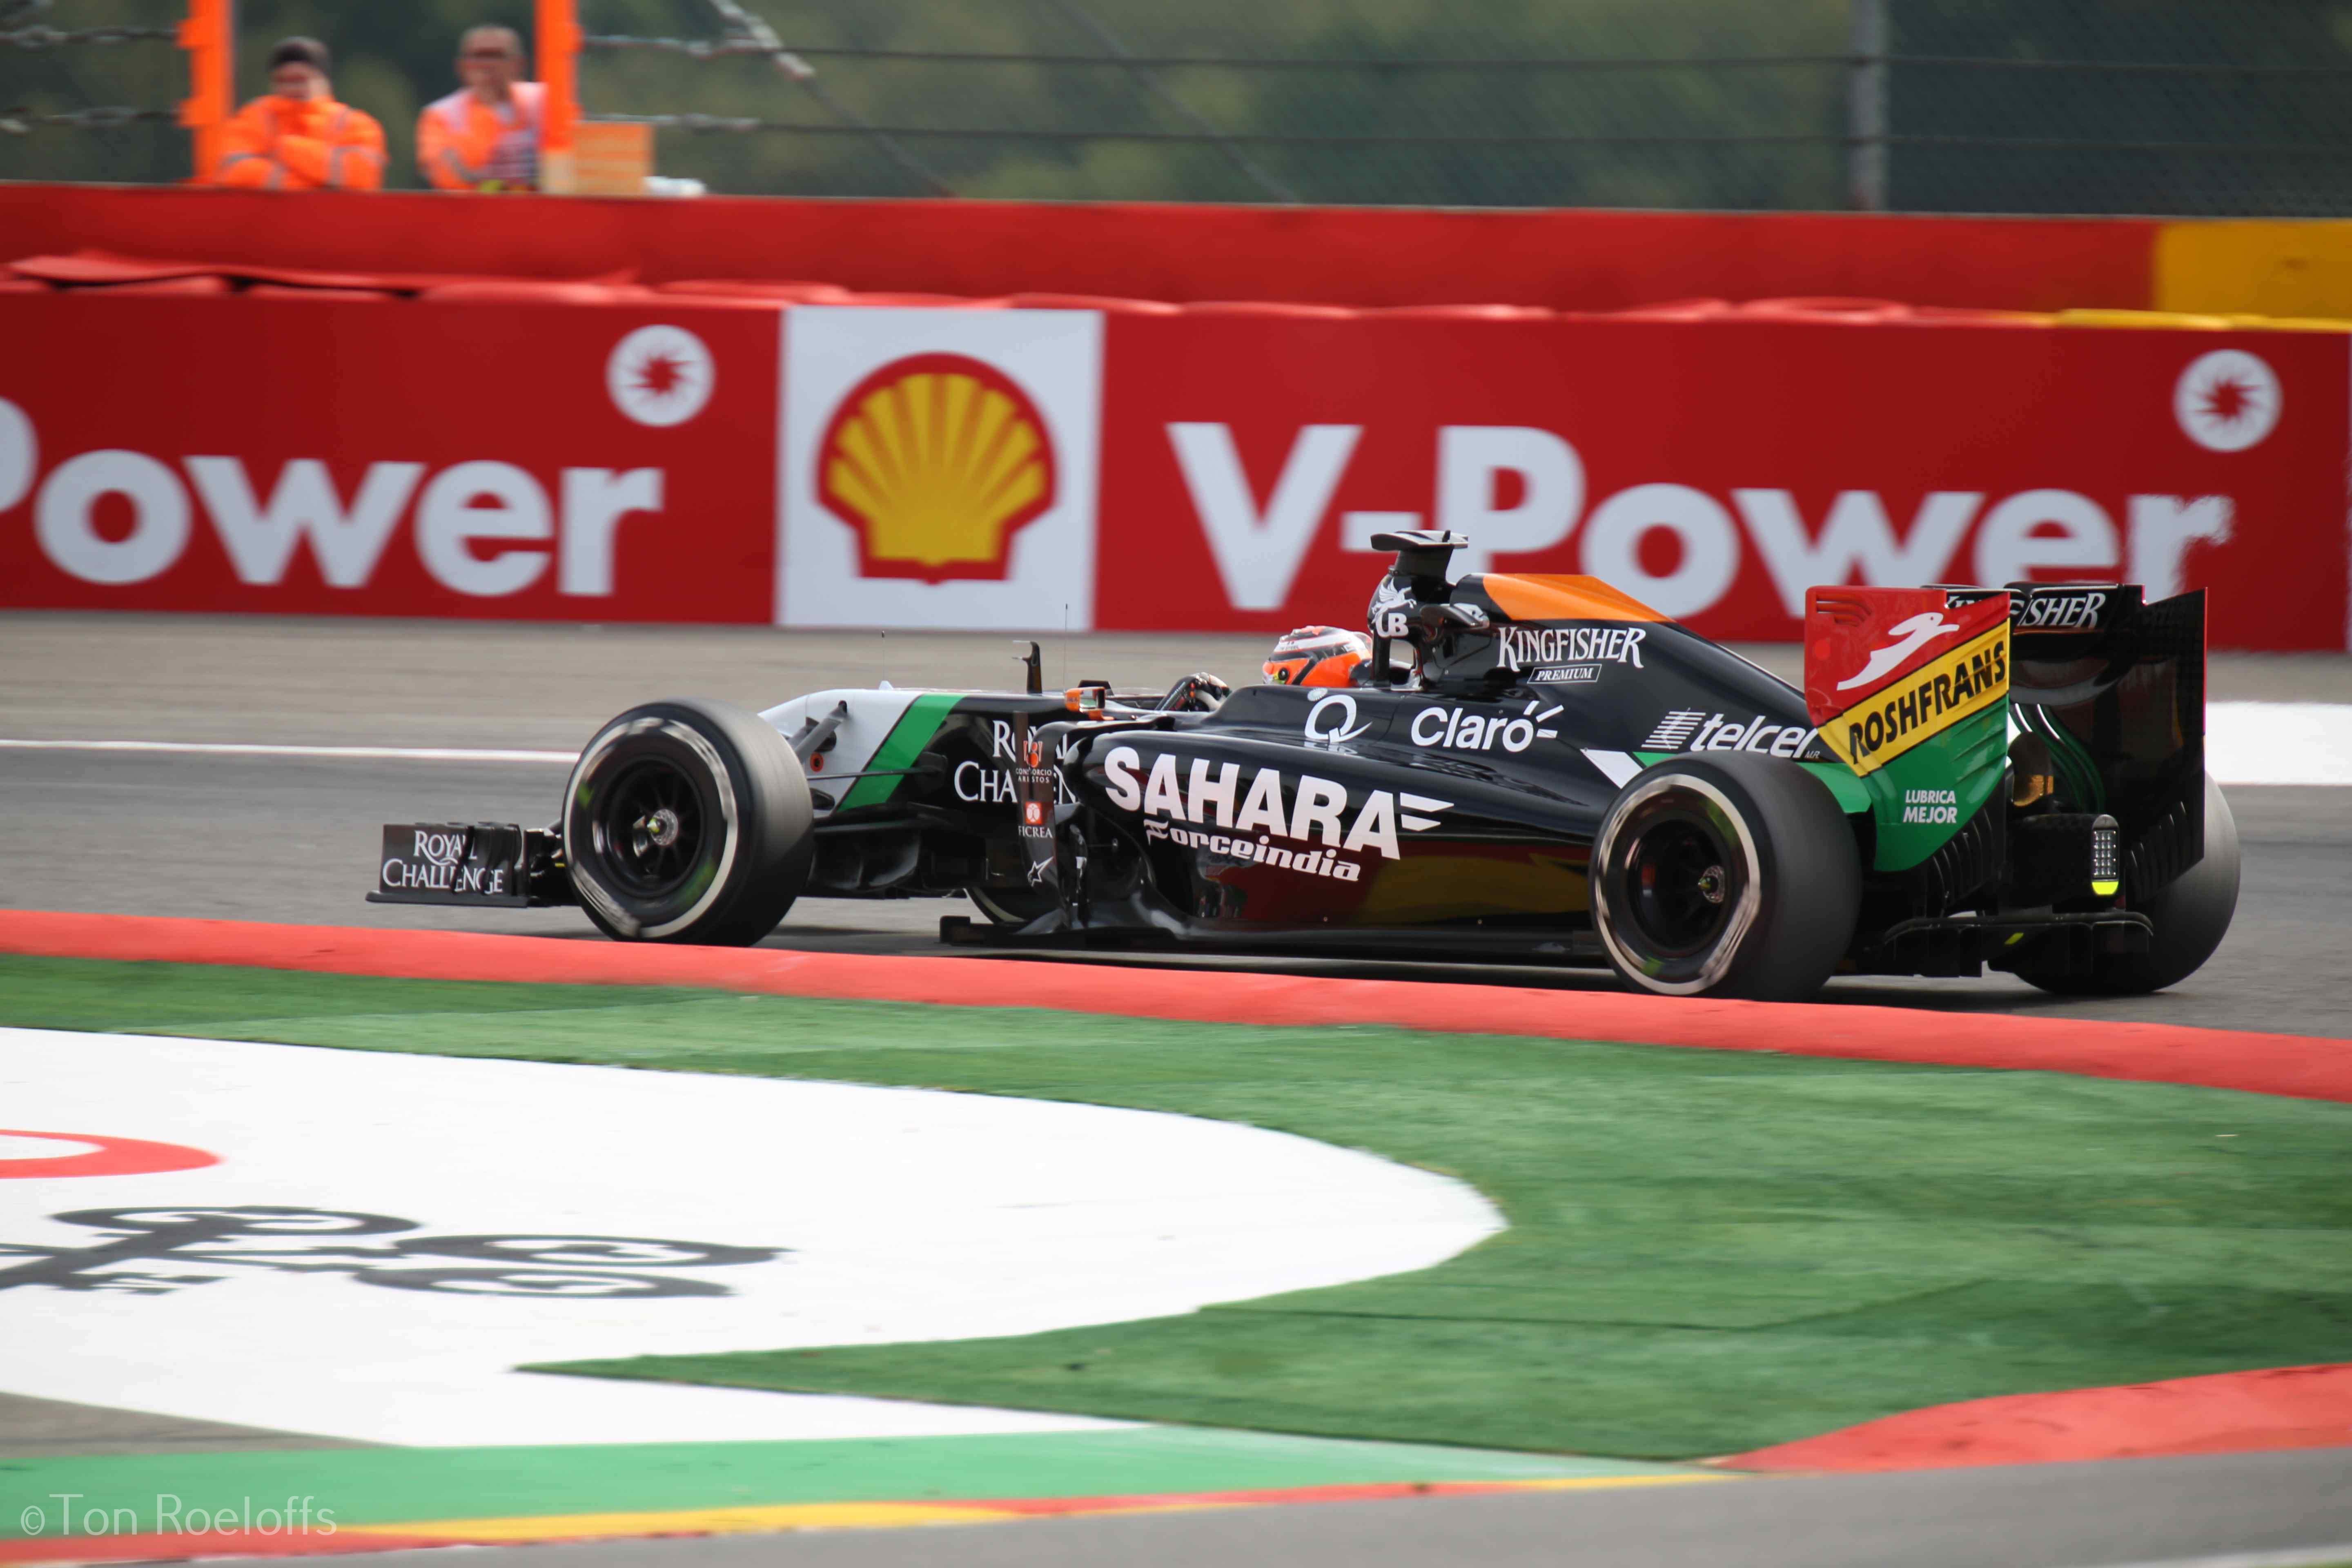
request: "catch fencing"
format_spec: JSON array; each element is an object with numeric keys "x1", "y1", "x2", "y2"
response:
[{"x1": 8, "y1": 1, "x2": 2352, "y2": 214}]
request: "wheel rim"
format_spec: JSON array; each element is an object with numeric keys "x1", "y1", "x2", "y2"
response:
[
  {"x1": 595, "y1": 759, "x2": 706, "y2": 898},
  {"x1": 1624, "y1": 815, "x2": 1735, "y2": 957},
  {"x1": 1592, "y1": 774, "x2": 1762, "y2": 996}
]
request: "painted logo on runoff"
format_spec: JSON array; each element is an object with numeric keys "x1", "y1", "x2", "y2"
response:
[
  {"x1": 0, "y1": 1027, "x2": 1493, "y2": 1447},
  {"x1": 0, "y1": 1206, "x2": 774, "y2": 1299},
  {"x1": 2175, "y1": 349, "x2": 2279, "y2": 452},
  {"x1": 780, "y1": 307, "x2": 1103, "y2": 631},
  {"x1": 817, "y1": 354, "x2": 1058, "y2": 583},
  {"x1": 608, "y1": 325, "x2": 715, "y2": 427},
  {"x1": 0, "y1": 1129, "x2": 218, "y2": 1180}
]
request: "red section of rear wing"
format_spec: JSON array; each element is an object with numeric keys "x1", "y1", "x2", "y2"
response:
[{"x1": 1803, "y1": 587, "x2": 2012, "y2": 730}]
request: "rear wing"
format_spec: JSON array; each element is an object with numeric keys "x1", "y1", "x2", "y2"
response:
[
  {"x1": 1805, "y1": 581, "x2": 2208, "y2": 896},
  {"x1": 1947, "y1": 584, "x2": 2209, "y2": 899},
  {"x1": 1804, "y1": 587, "x2": 2014, "y2": 875}
]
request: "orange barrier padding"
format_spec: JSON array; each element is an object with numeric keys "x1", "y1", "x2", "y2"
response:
[
  {"x1": 1740, "y1": 295, "x2": 1909, "y2": 316},
  {"x1": 243, "y1": 284, "x2": 399, "y2": 301},
  {"x1": 1598, "y1": 297, "x2": 2055, "y2": 327},
  {"x1": 1723, "y1": 1363, "x2": 2352, "y2": 1472},
  {"x1": 0, "y1": 184, "x2": 2160, "y2": 313},
  {"x1": 4, "y1": 249, "x2": 641, "y2": 298},
  {"x1": 656, "y1": 278, "x2": 853, "y2": 303},
  {"x1": 2060, "y1": 307, "x2": 2234, "y2": 330},
  {"x1": 0, "y1": 254, "x2": 2101, "y2": 325},
  {"x1": 416, "y1": 278, "x2": 657, "y2": 304},
  {"x1": 9, "y1": 252, "x2": 219, "y2": 284},
  {"x1": 85, "y1": 275, "x2": 232, "y2": 296},
  {"x1": 4, "y1": 258, "x2": 2056, "y2": 324},
  {"x1": 1004, "y1": 292, "x2": 1181, "y2": 314},
  {"x1": 1602, "y1": 299, "x2": 1731, "y2": 321},
  {"x1": 1183, "y1": 299, "x2": 1360, "y2": 318},
  {"x1": 1367, "y1": 303, "x2": 1557, "y2": 321},
  {"x1": 1, "y1": 912, "x2": 2346, "y2": 1107},
  {"x1": 833, "y1": 290, "x2": 1009, "y2": 308}
]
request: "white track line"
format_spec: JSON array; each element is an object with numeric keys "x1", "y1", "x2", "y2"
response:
[
  {"x1": 2208, "y1": 703, "x2": 2352, "y2": 787},
  {"x1": 2, "y1": 700, "x2": 2346, "y2": 783},
  {"x1": 0, "y1": 739, "x2": 574, "y2": 764},
  {"x1": 2057, "y1": 1547, "x2": 2352, "y2": 1568}
]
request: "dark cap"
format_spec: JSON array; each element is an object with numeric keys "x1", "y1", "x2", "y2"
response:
[{"x1": 266, "y1": 36, "x2": 330, "y2": 74}]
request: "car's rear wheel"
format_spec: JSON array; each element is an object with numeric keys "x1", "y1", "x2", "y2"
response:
[
  {"x1": 563, "y1": 698, "x2": 813, "y2": 945},
  {"x1": 1590, "y1": 753, "x2": 1861, "y2": 1002},
  {"x1": 2019, "y1": 771, "x2": 2238, "y2": 996}
]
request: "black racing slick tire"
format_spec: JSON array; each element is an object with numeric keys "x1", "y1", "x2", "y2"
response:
[
  {"x1": 2021, "y1": 772, "x2": 2239, "y2": 997},
  {"x1": 1590, "y1": 753, "x2": 1862, "y2": 1002},
  {"x1": 563, "y1": 698, "x2": 814, "y2": 946}
]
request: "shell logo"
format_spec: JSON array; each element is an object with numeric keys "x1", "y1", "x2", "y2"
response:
[{"x1": 816, "y1": 354, "x2": 1058, "y2": 583}]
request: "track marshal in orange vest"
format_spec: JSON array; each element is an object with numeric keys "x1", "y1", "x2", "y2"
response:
[
  {"x1": 418, "y1": 25, "x2": 546, "y2": 192},
  {"x1": 208, "y1": 37, "x2": 385, "y2": 191}
]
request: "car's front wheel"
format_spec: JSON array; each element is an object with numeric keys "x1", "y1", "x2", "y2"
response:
[
  {"x1": 563, "y1": 698, "x2": 813, "y2": 945},
  {"x1": 1589, "y1": 753, "x2": 1862, "y2": 1002}
]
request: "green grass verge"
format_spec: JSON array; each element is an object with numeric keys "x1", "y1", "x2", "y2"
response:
[
  {"x1": 0, "y1": 1430, "x2": 1674, "y2": 1537},
  {"x1": 4, "y1": 955, "x2": 2349, "y2": 1459}
]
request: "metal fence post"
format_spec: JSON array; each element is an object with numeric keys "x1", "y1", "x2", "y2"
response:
[{"x1": 1848, "y1": 0, "x2": 1888, "y2": 212}]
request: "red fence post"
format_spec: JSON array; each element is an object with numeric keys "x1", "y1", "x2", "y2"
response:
[
  {"x1": 537, "y1": 0, "x2": 580, "y2": 194},
  {"x1": 177, "y1": 0, "x2": 234, "y2": 182}
]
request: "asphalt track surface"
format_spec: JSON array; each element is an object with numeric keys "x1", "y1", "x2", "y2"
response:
[
  {"x1": 346, "y1": 1449, "x2": 2352, "y2": 1568},
  {"x1": 4, "y1": 613, "x2": 2349, "y2": 1035},
  {"x1": 3, "y1": 612, "x2": 2351, "y2": 1568}
]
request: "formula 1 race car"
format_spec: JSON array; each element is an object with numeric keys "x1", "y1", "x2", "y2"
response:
[{"x1": 371, "y1": 531, "x2": 2236, "y2": 1001}]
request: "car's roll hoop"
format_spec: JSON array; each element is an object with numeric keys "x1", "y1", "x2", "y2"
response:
[
  {"x1": 1371, "y1": 528, "x2": 1472, "y2": 587},
  {"x1": 1366, "y1": 529, "x2": 1479, "y2": 683}
]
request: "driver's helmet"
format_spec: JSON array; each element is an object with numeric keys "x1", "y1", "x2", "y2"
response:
[{"x1": 1263, "y1": 626, "x2": 1372, "y2": 688}]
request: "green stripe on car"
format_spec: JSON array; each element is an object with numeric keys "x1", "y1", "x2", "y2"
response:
[
  {"x1": 1631, "y1": 751, "x2": 1873, "y2": 815},
  {"x1": 836, "y1": 693, "x2": 964, "y2": 811}
]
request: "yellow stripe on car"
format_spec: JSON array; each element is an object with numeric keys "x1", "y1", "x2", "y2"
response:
[{"x1": 1820, "y1": 625, "x2": 2011, "y2": 778}]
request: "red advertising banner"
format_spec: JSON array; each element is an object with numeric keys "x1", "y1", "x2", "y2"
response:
[
  {"x1": 0, "y1": 296, "x2": 777, "y2": 622},
  {"x1": 3, "y1": 294, "x2": 2344, "y2": 649},
  {"x1": 1094, "y1": 317, "x2": 2348, "y2": 652}
]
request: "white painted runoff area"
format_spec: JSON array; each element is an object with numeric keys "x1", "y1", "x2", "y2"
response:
[
  {"x1": 0, "y1": 1030, "x2": 1498, "y2": 1447},
  {"x1": 2205, "y1": 703, "x2": 2352, "y2": 787}
]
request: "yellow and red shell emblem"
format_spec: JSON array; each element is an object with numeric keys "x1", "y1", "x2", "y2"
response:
[{"x1": 816, "y1": 353, "x2": 1058, "y2": 583}]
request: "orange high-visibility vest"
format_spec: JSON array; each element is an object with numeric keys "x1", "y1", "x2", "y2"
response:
[
  {"x1": 417, "y1": 82, "x2": 547, "y2": 192},
  {"x1": 209, "y1": 96, "x2": 385, "y2": 191}
]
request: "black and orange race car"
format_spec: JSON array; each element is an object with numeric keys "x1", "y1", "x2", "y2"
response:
[{"x1": 373, "y1": 531, "x2": 2235, "y2": 1002}]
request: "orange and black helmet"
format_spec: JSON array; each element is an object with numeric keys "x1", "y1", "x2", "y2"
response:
[{"x1": 1263, "y1": 626, "x2": 1372, "y2": 688}]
